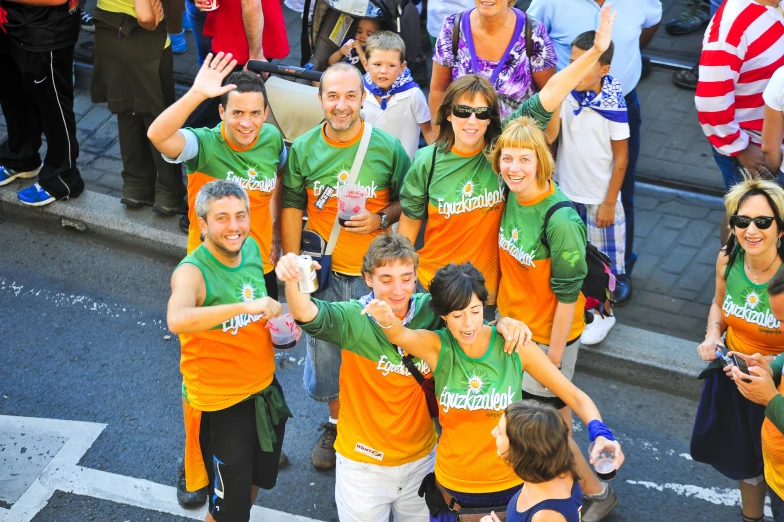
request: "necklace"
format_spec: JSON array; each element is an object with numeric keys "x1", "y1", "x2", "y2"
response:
[{"x1": 745, "y1": 255, "x2": 778, "y2": 284}]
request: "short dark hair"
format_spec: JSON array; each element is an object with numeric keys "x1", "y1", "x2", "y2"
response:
[
  {"x1": 503, "y1": 401, "x2": 580, "y2": 483},
  {"x1": 571, "y1": 31, "x2": 614, "y2": 66},
  {"x1": 220, "y1": 71, "x2": 268, "y2": 109},
  {"x1": 428, "y1": 263, "x2": 488, "y2": 316},
  {"x1": 361, "y1": 234, "x2": 419, "y2": 277},
  {"x1": 770, "y1": 265, "x2": 784, "y2": 298}
]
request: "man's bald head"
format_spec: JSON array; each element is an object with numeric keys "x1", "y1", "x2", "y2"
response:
[{"x1": 318, "y1": 62, "x2": 365, "y2": 96}]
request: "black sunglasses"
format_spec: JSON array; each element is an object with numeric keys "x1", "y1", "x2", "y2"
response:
[
  {"x1": 730, "y1": 215, "x2": 777, "y2": 230},
  {"x1": 451, "y1": 105, "x2": 492, "y2": 120}
]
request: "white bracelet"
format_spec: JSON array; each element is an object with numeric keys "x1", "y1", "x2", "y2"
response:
[{"x1": 379, "y1": 320, "x2": 395, "y2": 329}]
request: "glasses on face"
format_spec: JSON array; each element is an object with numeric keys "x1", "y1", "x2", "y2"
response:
[
  {"x1": 730, "y1": 215, "x2": 777, "y2": 230},
  {"x1": 451, "y1": 105, "x2": 492, "y2": 120}
]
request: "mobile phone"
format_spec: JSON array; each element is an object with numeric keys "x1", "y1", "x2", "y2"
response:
[
  {"x1": 716, "y1": 343, "x2": 730, "y2": 358},
  {"x1": 731, "y1": 354, "x2": 752, "y2": 383}
]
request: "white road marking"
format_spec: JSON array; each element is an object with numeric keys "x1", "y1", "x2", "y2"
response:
[
  {"x1": 627, "y1": 480, "x2": 772, "y2": 517},
  {"x1": 0, "y1": 416, "x2": 323, "y2": 522}
]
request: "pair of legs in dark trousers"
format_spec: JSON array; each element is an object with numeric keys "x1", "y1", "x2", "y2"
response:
[
  {"x1": 0, "y1": 32, "x2": 83, "y2": 200},
  {"x1": 621, "y1": 89, "x2": 641, "y2": 275}
]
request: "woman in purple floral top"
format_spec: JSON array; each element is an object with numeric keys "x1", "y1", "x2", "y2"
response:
[{"x1": 429, "y1": 0, "x2": 557, "y2": 121}]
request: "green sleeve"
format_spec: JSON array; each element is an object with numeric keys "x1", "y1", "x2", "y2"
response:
[
  {"x1": 765, "y1": 394, "x2": 784, "y2": 434},
  {"x1": 183, "y1": 126, "x2": 214, "y2": 173},
  {"x1": 400, "y1": 146, "x2": 435, "y2": 220},
  {"x1": 282, "y1": 141, "x2": 308, "y2": 210},
  {"x1": 388, "y1": 139, "x2": 411, "y2": 202},
  {"x1": 772, "y1": 354, "x2": 784, "y2": 387},
  {"x1": 297, "y1": 299, "x2": 353, "y2": 347},
  {"x1": 501, "y1": 93, "x2": 553, "y2": 130},
  {"x1": 547, "y1": 219, "x2": 588, "y2": 304}
]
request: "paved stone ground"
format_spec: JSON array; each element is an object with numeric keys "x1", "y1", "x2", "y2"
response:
[{"x1": 0, "y1": 0, "x2": 728, "y2": 342}]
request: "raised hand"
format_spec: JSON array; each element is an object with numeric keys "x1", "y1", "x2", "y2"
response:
[
  {"x1": 192, "y1": 52, "x2": 238, "y2": 100},
  {"x1": 593, "y1": 5, "x2": 617, "y2": 53},
  {"x1": 361, "y1": 298, "x2": 396, "y2": 327}
]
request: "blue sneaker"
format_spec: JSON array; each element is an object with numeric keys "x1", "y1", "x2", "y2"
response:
[
  {"x1": 18, "y1": 183, "x2": 56, "y2": 206},
  {"x1": 170, "y1": 31, "x2": 187, "y2": 54},
  {"x1": 0, "y1": 164, "x2": 42, "y2": 187},
  {"x1": 182, "y1": 12, "x2": 193, "y2": 32}
]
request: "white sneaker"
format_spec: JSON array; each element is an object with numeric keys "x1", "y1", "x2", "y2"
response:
[{"x1": 581, "y1": 313, "x2": 616, "y2": 345}]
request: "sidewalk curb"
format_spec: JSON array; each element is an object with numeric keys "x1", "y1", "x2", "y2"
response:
[
  {"x1": 0, "y1": 180, "x2": 709, "y2": 399},
  {"x1": 0, "y1": 181, "x2": 186, "y2": 261}
]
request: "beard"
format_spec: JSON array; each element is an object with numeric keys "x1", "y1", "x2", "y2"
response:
[{"x1": 326, "y1": 110, "x2": 359, "y2": 132}]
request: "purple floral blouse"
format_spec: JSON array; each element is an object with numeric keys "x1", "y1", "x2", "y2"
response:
[{"x1": 433, "y1": 9, "x2": 557, "y2": 119}]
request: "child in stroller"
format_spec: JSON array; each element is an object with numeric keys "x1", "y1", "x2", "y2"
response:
[{"x1": 328, "y1": 17, "x2": 382, "y2": 74}]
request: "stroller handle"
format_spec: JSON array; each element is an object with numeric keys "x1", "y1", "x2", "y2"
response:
[{"x1": 247, "y1": 61, "x2": 324, "y2": 82}]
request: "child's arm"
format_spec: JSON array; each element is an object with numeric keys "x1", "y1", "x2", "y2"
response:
[
  {"x1": 543, "y1": 104, "x2": 561, "y2": 145},
  {"x1": 353, "y1": 41, "x2": 368, "y2": 70},
  {"x1": 419, "y1": 121, "x2": 434, "y2": 144},
  {"x1": 329, "y1": 39, "x2": 354, "y2": 66},
  {"x1": 597, "y1": 138, "x2": 628, "y2": 228}
]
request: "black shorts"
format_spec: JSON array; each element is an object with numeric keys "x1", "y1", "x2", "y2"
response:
[
  {"x1": 199, "y1": 377, "x2": 287, "y2": 522},
  {"x1": 520, "y1": 389, "x2": 567, "y2": 411}
]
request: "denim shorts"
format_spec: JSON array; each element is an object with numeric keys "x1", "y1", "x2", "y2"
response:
[
  {"x1": 711, "y1": 147, "x2": 746, "y2": 191},
  {"x1": 304, "y1": 271, "x2": 370, "y2": 402}
]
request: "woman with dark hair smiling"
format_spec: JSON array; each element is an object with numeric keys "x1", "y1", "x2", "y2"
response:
[
  {"x1": 693, "y1": 176, "x2": 784, "y2": 522},
  {"x1": 362, "y1": 262, "x2": 622, "y2": 522}
]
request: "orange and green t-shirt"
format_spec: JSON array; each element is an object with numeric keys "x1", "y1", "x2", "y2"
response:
[
  {"x1": 762, "y1": 356, "x2": 784, "y2": 499},
  {"x1": 282, "y1": 121, "x2": 410, "y2": 276},
  {"x1": 400, "y1": 144, "x2": 505, "y2": 304},
  {"x1": 182, "y1": 123, "x2": 286, "y2": 273},
  {"x1": 434, "y1": 326, "x2": 523, "y2": 493},
  {"x1": 176, "y1": 237, "x2": 276, "y2": 491},
  {"x1": 497, "y1": 182, "x2": 586, "y2": 345},
  {"x1": 298, "y1": 293, "x2": 439, "y2": 466},
  {"x1": 722, "y1": 252, "x2": 784, "y2": 357}
]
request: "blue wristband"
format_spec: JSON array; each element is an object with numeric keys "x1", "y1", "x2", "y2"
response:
[{"x1": 588, "y1": 420, "x2": 615, "y2": 443}]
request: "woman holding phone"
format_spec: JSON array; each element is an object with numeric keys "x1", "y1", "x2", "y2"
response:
[{"x1": 692, "y1": 176, "x2": 784, "y2": 522}]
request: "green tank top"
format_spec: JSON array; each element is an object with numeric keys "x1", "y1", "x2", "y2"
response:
[
  {"x1": 722, "y1": 251, "x2": 783, "y2": 356},
  {"x1": 433, "y1": 326, "x2": 523, "y2": 493},
  {"x1": 178, "y1": 237, "x2": 268, "y2": 331}
]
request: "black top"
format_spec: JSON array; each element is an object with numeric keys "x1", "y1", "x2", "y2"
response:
[{"x1": 2, "y1": 0, "x2": 80, "y2": 52}]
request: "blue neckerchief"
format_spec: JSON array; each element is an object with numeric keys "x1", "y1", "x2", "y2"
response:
[
  {"x1": 358, "y1": 291, "x2": 417, "y2": 326},
  {"x1": 363, "y1": 68, "x2": 419, "y2": 110},
  {"x1": 571, "y1": 74, "x2": 628, "y2": 123}
]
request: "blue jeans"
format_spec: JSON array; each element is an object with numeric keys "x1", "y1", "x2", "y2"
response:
[
  {"x1": 711, "y1": 147, "x2": 746, "y2": 190},
  {"x1": 185, "y1": 0, "x2": 212, "y2": 65},
  {"x1": 621, "y1": 89, "x2": 641, "y2": 273},
  {"x1": 771, "y1": 487, "x2": 784, "y2": 522},
  {"x1": 304, "y1": 271, "x2": 370, "y2": 401}
]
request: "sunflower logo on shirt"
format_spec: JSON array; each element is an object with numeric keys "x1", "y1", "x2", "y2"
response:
[
  {"x1": 235, "y1": 278, "x2": 264, "y2": 302},
  {"x1": 246, "y1": 167, "x2": 259, "y2": 179},
  {"x1": 455, "y1": 175, "x2": 480, "y2": 199},
  {"x1": 742, "y1": 289, "x2": 766, "y2": 310},
  {"x1": 461, "y1": 368, "x2": 490, "y2": 395}
]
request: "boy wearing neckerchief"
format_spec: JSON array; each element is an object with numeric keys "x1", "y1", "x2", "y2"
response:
[
  {"x1": 360, "y1": 31, "x2": 433, "y2": 161},
  {"x1": 552, "y1": 30, "x2": 630, "y2": 346}
]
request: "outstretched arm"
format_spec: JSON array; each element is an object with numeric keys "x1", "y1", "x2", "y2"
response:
[
  {"x1": 276, "y1": 253, "x2": 319, "y2": 323},
  {"x1": 361, "y1": 299, "x2": 441, "y2": 370},
  {"x1": 148, "y1": 52, "x2": 238, "y2": 159},
  {"x1": 538, "y1": 5, "x2": 616, "y2": 113}
]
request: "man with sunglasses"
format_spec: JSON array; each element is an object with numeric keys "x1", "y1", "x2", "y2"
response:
[{"x1": 281, "y1": 62, "x2": 411, "y2": 471}]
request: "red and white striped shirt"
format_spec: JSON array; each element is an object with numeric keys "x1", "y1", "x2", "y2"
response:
[{"x1": 695, "y1": 0, "x2": 784, "y2": 156}]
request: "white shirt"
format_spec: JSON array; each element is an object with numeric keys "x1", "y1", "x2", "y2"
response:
[
  {"x1": 554, "y1": 92, "x2": 630, "y2": 205},
  {"x1": 762, "y1": 66, "x2": 784, "y2": 170},
  {"x1": 361, "y1": 87, "x2": 430, "y2": 161},
  {"x1": 426, "y1": 0, "x2": 476, "y2": 38}
]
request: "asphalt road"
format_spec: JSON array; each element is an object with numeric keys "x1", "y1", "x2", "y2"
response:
[{"x1": 0, "y1": 220, "x2": 762, "y2": 522}]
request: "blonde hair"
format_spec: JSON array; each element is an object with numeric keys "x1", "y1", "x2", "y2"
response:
[
  {"x1": 488, "y1": 117, "x2": 554, "y2": 189},
  {"x1": 724, "y1": 172, "x2": 784, "y2": 266},
  {"x1": 364, "y1": 31, "x2": 406, "y2": 64}
]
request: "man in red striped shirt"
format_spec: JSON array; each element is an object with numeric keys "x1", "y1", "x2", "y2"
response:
[{"x1": 696, "y1": 0, "x2": 784, "y2": 223}]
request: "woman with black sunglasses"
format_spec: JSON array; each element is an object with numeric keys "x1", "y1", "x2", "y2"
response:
[
  {"x1": 396, "y1": 6, "x2": 617, "y2": 316},
  {"x1": 692, "y1": 176, "x2": 784, "y2": 522}
]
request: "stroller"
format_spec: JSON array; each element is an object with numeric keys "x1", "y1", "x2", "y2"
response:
[{"x1": 300, "y1": 0, "x2": 421, "y2": 72}]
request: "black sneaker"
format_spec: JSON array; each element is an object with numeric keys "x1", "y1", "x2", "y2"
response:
[
  {"x1": 665, "y1": 0, "x2": 710, "y2": 36},
  {"x1": 613, "y1": 277, "x2": 632, "y2": 307},
  {"x1": 120, "y1": 197, "x2": 153, "y2": 209},
  {"x1": 673, "y1": 65, "x2": 699, "y2": 90},
  {"x1": 80, "y1": 10, "x2": 95, "y2": 33},
  {"x1": 176, "y1": 461, "x2": 207, "y2": 508},
  {"x1": 153, "y1": 199, "x2": 189, "y2": 217},
  {"x1": 311, "y1": 422, "x2": 337, "y2": 470}
]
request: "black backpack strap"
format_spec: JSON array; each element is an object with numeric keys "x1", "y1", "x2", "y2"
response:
[
  {"x1": 425, "y1": 145, "x2": 437, "y2": 205},
  {"x1": 402, "y1": 354, "x2": 426, "y2": 385},
  {"x1": 540, "y1": 200, "x2": 575, "y2": 250},
  {"x1": 524, "y1": 11, "x2": 533, "y2": 59},
  {"x1": 451, "y1": 11, "x2": 464, "y2": 65}
]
